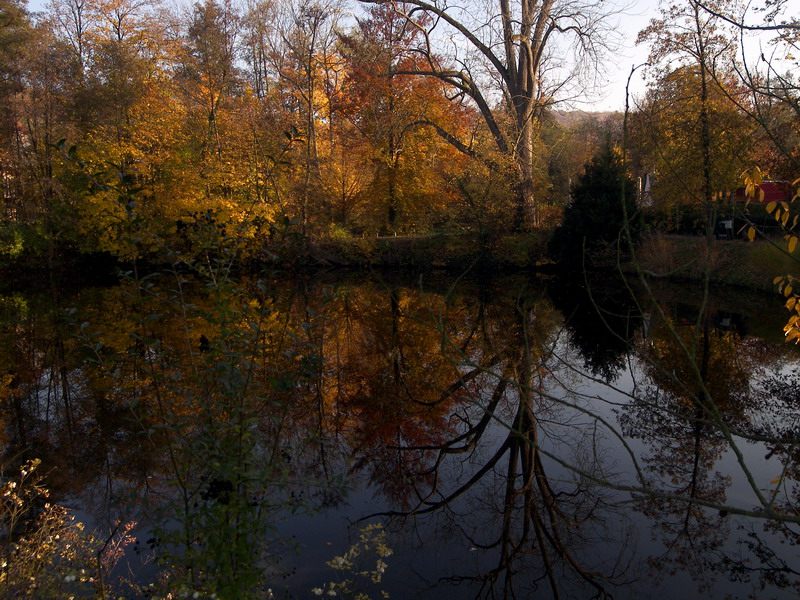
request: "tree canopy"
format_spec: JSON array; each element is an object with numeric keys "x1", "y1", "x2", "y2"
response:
[{"x1": 0, "y1": 0, "x2": 794, "y2": 271}]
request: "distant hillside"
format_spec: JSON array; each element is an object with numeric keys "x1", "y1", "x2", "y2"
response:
[{"x1": 549, "y1": 110, "x2": 620, "y2": 128}]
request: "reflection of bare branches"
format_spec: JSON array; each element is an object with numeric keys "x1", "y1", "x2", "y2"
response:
[
  {"x1": 355, "y1": 292, "x2": 633, "y2": 598},
  {"x1": 714, "y1": 522, "x2": 800, "y2": 595}
]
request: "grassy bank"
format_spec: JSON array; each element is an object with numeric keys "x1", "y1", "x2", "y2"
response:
[
  {"x1": 633, "y1": 233, "x2": 799, "y2": 291},
  {"x1": 4, "y1": 228, "x2": 794, "y2": 291},
  {"x1": 308, "y1": 231, "x2": 800, "y2": 293},
  {"x1": 310, "y1": 231, "x2": 799, "y2": 293},
  {"x1": 310, "y1": 231, "x2": 551, "y2": 270}
]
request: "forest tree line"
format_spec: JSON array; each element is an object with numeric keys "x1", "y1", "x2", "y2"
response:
[{"x1": 0, "y1": 0, "x2": 797, "y2": 264}]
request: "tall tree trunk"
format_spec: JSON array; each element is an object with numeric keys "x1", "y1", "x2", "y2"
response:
[
  {"x1": 388, "y1": 132, "x2": 398, "y2": 234},
  {"x1": 302, "y1": 35, "x2": 319, "y2": 239},
  {"x1": 515, "y1": 119, "x2": 536, "y2": 230},
  {"x1": 695, "y1": 3, "x2": 714, "y2": 243}
]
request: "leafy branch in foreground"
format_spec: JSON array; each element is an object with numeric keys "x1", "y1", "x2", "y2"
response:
[
  {"x1": 740, "y1": 166, "x2": 800, "y2": 342},
  {"x1": 312, "y1": 523, "x2": 392, "y2": 600},
  {"x1": 0, "y1": 459, "x2": 133, "y2": 599}
]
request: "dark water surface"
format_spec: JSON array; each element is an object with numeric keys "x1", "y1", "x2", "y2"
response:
[{"x1": 1, "y1": 269, "x2": 799, "y2": 599}]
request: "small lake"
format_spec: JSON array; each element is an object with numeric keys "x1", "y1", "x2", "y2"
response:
[{"x1": 1, "y1": 268, "x2": 799, "y2": 599}]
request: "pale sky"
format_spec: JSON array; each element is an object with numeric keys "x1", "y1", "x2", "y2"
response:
[{"x1": 579, "y1": 0, "x2": 658, "y2": 112}]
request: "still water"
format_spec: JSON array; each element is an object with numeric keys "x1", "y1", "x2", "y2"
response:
[{"x1": 1, "y1": 269, "x2": 798, "y2": 599}]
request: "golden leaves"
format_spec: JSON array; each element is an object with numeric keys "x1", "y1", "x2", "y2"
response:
[
  {"x1": 741, "y1": 166, "x2": 766, "y2": 205},
  {"x1": 743, "y1": 169, "x2": 800, "y2": 342},
  {"x1": 776, "y1": 275, "x2": 800, "y2": 343}
]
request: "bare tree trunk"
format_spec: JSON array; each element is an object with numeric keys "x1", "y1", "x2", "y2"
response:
[
  {"x1": 515, "y1": 120, "x2": 536, "y2": 230},
  {"x1": 694, "y1": 2, "x2": 715, "y2": 243}
]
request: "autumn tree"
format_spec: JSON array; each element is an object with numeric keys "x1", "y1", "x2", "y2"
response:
[
  {"x1": 83, "y1": 0, "x2": 163, "y2": 134},
  {"x1": 40, "y1": 0, "x2": 194, "y2": 256},
  {"x1": 48, "y1": 0, "x2": 94, "y2": 80},
  {"x1": 639, "y1": 0, "x2": 799, "y2": 340},
  {"x1": 692, "y1": 0, "x2": 799, "y2": 176},
  {"x1": 358, "y1": 0, "x2": 619, "y2": 230},
  {"x1": 0, "y1": 0, "x2": 32, "y2": 265},
  {"x1": 163, "y1": 0, "x2": 282, "y2": 255},
  {"x1": 339, "y1": 5, "x2": 417, "y2": 233},
  {"x1": 239, "y1": 0, "x2": 303, "y2": 218},
  {"x1": 240, "y1": 0, "x2": 275, "y2": 101},
  {"x1": 0, "y1": 0, "x2": 32, "y2": 198},
  {"x1": 0, "y1": 0, "x2": 31, "y2": 106},
  {"x1": 637, "y1": 0, "x2": 742, "y2": 238},
  {"x1": 630, "y1": 65, "x2": 754, "y2": 223},
  {"x1": 689, "y1": 0, "x2": 800, "y2": 340},
  {"x1": 180, "y1": 0, "x2": 240, "y2": 158},
  {"x1": 0, "y1": 15, "x2": 91, "y2": 264},
  {"x1": 266, "y1": 0, "x2": 342, "y2": 236},
  {"x1": 338, "y1": 4, "x2": 468, "y2": 234}
]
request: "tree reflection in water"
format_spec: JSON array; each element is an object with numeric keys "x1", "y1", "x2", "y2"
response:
[
  {"x1": 315, "y1": 275, "x2": 636, "y2": 598},
  {"x1": 1, "y1": 273, "x2": 799, "y2": 598},
  {"x1": 618, "y1": 282, "x2": 800, "y2": 596}
]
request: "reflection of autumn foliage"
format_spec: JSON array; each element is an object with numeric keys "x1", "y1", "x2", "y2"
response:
[
  {"x1": 625, "y1": 387, "x2": 731, "y2": 590},
  {"x1": 4, "y1": 272, "x2": 800, "y2": 596},
  {"x1": 0, "y1": 288, "x2": 154, "y2": 499},
  {"x1": 314, "y1": 283, "x2": 470, "y2": 508},
  {"x1": 622, "y1": 342, "x2": 800, "y2": 597},
  {"x1": 748, "y1": 368, "x2": 800, "y2": 482},
  {"x1": 721, "y1": 367, "x2": 800, "y2": 594},
  {"x1": 620, "y1": 304, "x2": 786, "y2": 590},
  {"x1": 0, "y1": 273, "x2": 336, "y2": 594},
  {"x1": 636, "y1": 314, "x2": 754, "y2": 422},
  {"x1": 318, "y1": 278, "x2": 636, "y2": 597},
  {"x1": 712, "y1": 522, "x2": 800, "y2": 597}
]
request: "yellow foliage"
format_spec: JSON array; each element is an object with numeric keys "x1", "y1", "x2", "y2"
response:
[{"x1": 0, "y1": 460, "x2": 125, "y2": 599}]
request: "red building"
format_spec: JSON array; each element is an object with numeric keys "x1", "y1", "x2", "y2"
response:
[{"x1": 734, "y1": 180, "x2": 792, "y2": 204}]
